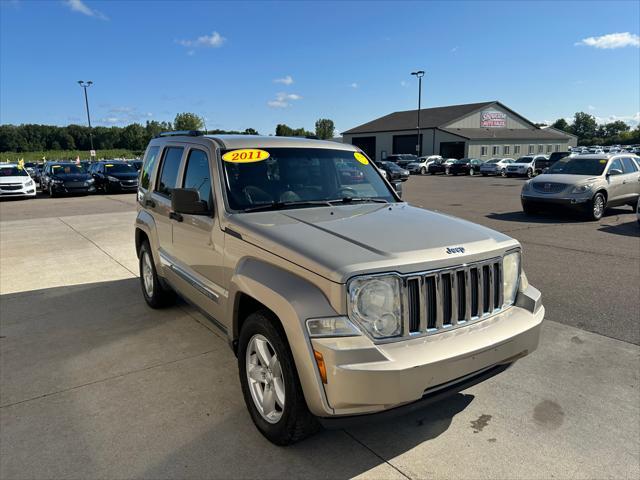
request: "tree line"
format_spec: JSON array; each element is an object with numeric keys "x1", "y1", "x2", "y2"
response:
[
  {"x1": 549, "y1": 112, "x2": 640, "y2": 146},
  {"x1": 0, "y1": 112, "x2": 336, "y2": 154}
]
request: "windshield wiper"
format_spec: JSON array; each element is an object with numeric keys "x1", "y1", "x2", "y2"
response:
[
  {"x1": 243, "y1": 200, "x2": 333, "y2": 213},
  {"x1": 328, "y1": 197, "x2": 389, "y2": 205}
]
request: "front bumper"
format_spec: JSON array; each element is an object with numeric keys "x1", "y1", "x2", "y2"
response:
[
  {"x1": 51, "y1": 183, "x2": 96, "y2": 195},
  {"x1": 109, "y1": 180, "x2": 139, "y2": 191},
  {"x1": 0, "y1": 186, "x2": 36, "y2": 197},
  {"x1": 311, "y1": 287, "x2": 544, "y2": 417},
  {"x1": 521, "y1": 193, "x2": 589, "y2": 207}
]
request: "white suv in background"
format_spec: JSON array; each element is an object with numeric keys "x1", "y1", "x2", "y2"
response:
[
  {"x1": 407, "y1": 155, "x2": 443, "y2": 175},
  {"x1": 0, "y1": 163, "x2": 36, "y2": 198}
]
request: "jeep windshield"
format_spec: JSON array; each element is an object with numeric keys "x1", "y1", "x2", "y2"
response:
[
  {"x1": 546, "y1": 157, "x2": 608, "y2": 175},
  {"x1": 221, "y1": 148, "x2": 396, "y2": 212}
]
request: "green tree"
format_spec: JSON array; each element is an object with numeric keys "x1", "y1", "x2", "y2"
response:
[
  {"x1": 173, "y1": 112, "x2": 205, "y2": 131},
  {"x1": 603, "y1": 120, "x2": 630, "y2": 137},
  {"x1": 571, "y1": 112, "x2": 598, "y2": 140},
  {"x1": 120, "y1": 123, "x2": 147, "y2": 150},
  {"x1": 551, "y1": 118, "x2": 570, "y2": 132},
  {"x1": 243, "y1": 128, "x2": 259, "y2": 135},
  {"x1": 275, "y1": 124, "x2": 294, "y2": 136},
  {"x1": 314, "y1": 118, "x2": 335, "y2": 139}
]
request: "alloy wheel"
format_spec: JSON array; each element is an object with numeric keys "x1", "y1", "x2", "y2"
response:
[
  {"x1": 141, "y1": 250, "x2": 154, "y2": 297},
  {"x1": 246, "y1": 334, "x2": 285, "y2": 424},
  {"x1": 593, "y1": 195, "x2": 604, "y2": 219}
]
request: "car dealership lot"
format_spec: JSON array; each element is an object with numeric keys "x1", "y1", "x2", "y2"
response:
[{"x1": 1, "y1": 180, "x2": 638, "y2": 479}]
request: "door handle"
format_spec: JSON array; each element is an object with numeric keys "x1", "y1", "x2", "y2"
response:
[
  {"x1": 169, "y1": 211, "x2": 183, "y2": 222},
  {"x1": 145, "y1": 199, "x2": 156, "y2": 208}
]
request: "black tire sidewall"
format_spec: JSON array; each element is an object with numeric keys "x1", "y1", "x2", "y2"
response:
[
  {"x1": 238, "y1": 312, "x2": 311, "y2": 445},
  {"x1": 139, "y1": 241, "x2": 172, "y2": 308}
]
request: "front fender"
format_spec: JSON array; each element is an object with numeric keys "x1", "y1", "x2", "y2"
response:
[{"x1": 228, "y1": 257, "x2": 338, "y2": 416}]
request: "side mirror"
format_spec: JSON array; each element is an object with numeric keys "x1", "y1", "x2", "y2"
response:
[
  {"x1": 171, "y1": 188, "x2": 211, "y2": 216},
  {"x1": 393, "y1": 182, "x2": 403, "y2": 198},
  {"x1": 607, "y1": 169, "x2": 623, "y2": 177}
]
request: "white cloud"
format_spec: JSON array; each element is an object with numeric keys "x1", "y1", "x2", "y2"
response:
[
  {"x1": 350, "y1": 82, "x2": 359, "y2": 88},
  {"x1": 177, "y1": 31, "x2": 226, "y2": 49},
  {"x1": 64, "y1": 0, "x2": 108, "y2": 20},
  {"x1": 575, "y1": 32, "x2": 640, "y2": 49},
  {"x1": 267, "y1": 92, "x2": 302, "y2": 108},
  {"x1": 588, "y1": 105, "x2": 596, "y2": 111},
  {"x1": 595, "y1": 112, "x2": 640, "y2": 126},
  {"x1": 274, "y1": 75, "x2": 294, "y2": 85},
  {"x1": 400, "y1": 80, "x2": 408, "y2": 87}
]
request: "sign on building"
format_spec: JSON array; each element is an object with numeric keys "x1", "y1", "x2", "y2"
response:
[{"x1": 480, "y1": 111, "x2": 507, "y2": 128}]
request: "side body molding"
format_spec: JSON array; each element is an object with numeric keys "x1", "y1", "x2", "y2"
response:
[{"x1": 228, "y1": 258, "x2": 339, "y2": 416}]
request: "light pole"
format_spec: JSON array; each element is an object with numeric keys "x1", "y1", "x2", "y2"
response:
[
  {"x1": 411, "y1": 70, "x2": 425, "y2": 156},
  {"x1": 77, "y1": 80, "x2": 94, "y2": 154}
]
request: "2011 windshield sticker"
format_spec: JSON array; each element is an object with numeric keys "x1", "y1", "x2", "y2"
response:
[
  {"x1": 354, "y1": 152, "x2": 369, "y2": 165},
  {"x1": 222, "y1": 149, "x2": 270, "y2": 163}
]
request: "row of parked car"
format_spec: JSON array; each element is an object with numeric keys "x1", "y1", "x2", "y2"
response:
[{"x1": 0, "y1": 159, "x2": 142, "y2": 199}]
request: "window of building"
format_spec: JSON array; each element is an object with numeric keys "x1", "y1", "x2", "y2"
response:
[
  {"x1": 503, "y1": 145, "x2": 510, "y2": 155},
  {"x1": 538, "y1": 145, "x2": 544, "y2": 153},
  {"x1": 182, "y1": 149, "x2": 213, "y2": 211},
  {"x1": 528, "y1": 145, "x2": 535, "y2": 154},
  {"x1": 140, "y1": 146, "x2": 160, "y2": 190},
  {"x1": 514, "y1": 145, "x2": 521, "y2": 154},
  {"x1": 155, "y1": 147, "x2": 184, "y2": 198},
  {"x1": 480, "y1": 146, "x2": 488, "y2": 156},
  {"x1": 554, "y1": 144, "x2": 560, "y2": 152},
  {"x1": 546, "y1": 144, "x2": 553, "y2": 153},
  {"x1": 492, "y1": 146, "x2": 499, "y2": 155}
]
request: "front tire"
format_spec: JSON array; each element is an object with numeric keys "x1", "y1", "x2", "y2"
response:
[
  {"x1": 238, "y1": 311, "x2": 319, "y2": 445},
  {"x1": 139, "y1": 240, "x2": 175, "y2": 308},
  {"x1": 527, "y1": 168, "x2": 534, "y2": 178},
  {"x1": 500, "y1": 169, "x2": 507, "y2": 177},
  {"x1": 445, "y1": 167, "x2": 450, "y2": 175},
  {"x1": 420, "y1": 167, "x2": 426, "y2": 175},
  {"x1": 48, "y1": 184, "x2": 56, "y2": 197},
  {"x1": 586, "y1": 192, "x2": 606, "y2": 221}
]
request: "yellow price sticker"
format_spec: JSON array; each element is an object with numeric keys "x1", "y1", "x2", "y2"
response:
[
  {"x1": 105, "y1": 164, "x2": 114, "y2": 167},
  {"x1": 52, "y1": 165, "x2": 61, "y2": 169},
  {"x1": 599, "y1": 159, "x2": 607, "y2": 164},
  {"x1": 222, "y1": 149, "x2": 270, "y2": 163},
  {"x1": 354, "y1": 152, "x2": 369, "y2": 165}
]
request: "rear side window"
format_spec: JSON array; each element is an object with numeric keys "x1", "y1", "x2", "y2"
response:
[
  {"x1": 621, "y1": 157, "x2": 638, "y2": 173},
  {"x1": 182, "y1": 149, "x2": 213, "y2": 210},
  {"x1": 140, "y1": 146, "x2": 160, "y2": 190},
  {"x1": 155, "y1": 147, "x2": 184, "y2": 198}
]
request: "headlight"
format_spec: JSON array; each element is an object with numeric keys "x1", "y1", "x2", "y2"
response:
[
  {"x1": 306, "y1": 317, "x2": 361, "y2": 337},
  {"x1": 571, "y1": 183, "x2": 593, "y2": 193},
  {"x1": 502, "y1": 251, "x2": 521, "y2": 308},
  {"x1": 107, "y1": 175, "x2": 120, "y2": 182},
  {"x1": 25, "y1": 180, "x2": 34, "y2": 187},
  {"x1": 348, "y1": 275, "x2": 402, "y2": 339},
  {"x1": 86, "y1": 178, "x2": 95, "y2": 184}
]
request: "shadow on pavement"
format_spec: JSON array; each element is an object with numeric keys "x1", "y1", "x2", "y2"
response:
[
  {"x1": 1, "y1": 278, "x2": 472, "y2": 479},
  {"x1": 486, "y1": 207, "x2": 631, "y2": 225},
  {"x1": 598, "y1": 220, "x2": 640, "y2": 237}
]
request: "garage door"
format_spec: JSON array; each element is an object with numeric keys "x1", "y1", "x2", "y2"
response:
[
  {"x1": 393, "y1": 134, "x2": 422, "y2": 154},
  {"x1": 351, "y1": 136, "x2": 376, "y2": 160},
  {"x1": 440, "y1": 142, "x2": 465, "y2": 159}
]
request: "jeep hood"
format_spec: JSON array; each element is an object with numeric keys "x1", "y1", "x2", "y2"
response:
[{"x1": 228, "y1": 203, "x2": 517, "y2": 283}]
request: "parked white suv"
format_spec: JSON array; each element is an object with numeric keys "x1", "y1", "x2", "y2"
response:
[
  {"x1": 0, "y1": 163, "x2": 36, "y2": 198},
  {"x1": 406, "y1": 155, "x2": 443, "y2": 175},
  {"x1": 506, "y1": 155, "x2": 548, "y2": 178}
]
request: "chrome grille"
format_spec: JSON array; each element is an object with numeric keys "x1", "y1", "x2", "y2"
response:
[
  {"x1": 532, "y1": 182, "x2": 567, "y2": 194},
  {"x1": 403, "y1": 258, "x2": 504, "y2": 337}
]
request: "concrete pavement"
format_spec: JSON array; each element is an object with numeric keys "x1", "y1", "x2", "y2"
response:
[{"x1": 1, "y1": 188, "x2": 639, "y2": 479}]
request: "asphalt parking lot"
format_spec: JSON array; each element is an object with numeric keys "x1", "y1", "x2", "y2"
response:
[{"x1": 1, "y1": 178, "x2": 639, "y2": 479}]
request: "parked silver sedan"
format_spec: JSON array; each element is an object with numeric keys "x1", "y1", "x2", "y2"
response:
[{"x1": 521, "y1": 154, "x2": 640, "y2": 220}]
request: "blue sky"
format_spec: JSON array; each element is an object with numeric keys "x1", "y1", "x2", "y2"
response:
[{"x1": 1, "y1": 0, "x2": 639, "y2": 135}]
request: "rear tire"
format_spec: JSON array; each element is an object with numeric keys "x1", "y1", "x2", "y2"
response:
[
  {"x1": 48, "y1": 184, "x2": 56, "y2": 198},
  {"x1": 527, "y1": 168, "x2": 534, "y2": 178},
  {"x1": 238, "y1": 311, "x2": 320, "y2": 445},
  {"x1": 445, "y1": 167, "x2": 450, "y2": 175},
  {"x1": 420, "y1": 167, "x2": 426, "y2": 175},
  {"x1": 501, "y1": 169, "x2": 507, "y2": 177},
  {"x1": 139, "y1": 240, "x2": 175, "y2": 308}
]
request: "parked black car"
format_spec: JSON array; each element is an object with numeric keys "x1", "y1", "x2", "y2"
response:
[
  {"x1": 535, "y1": 151, "x2": 570, "y2": 174},
  {"x1": 386, "y1": 154, "x2": 418, "y2": 168},
  {"x1": 374, "y1": 161, "x2": 410, "y2": 182},
  {"x1": 128, "y1": 159, "x2": 143, "y2": 171},
  {"x1": 427, "y1": 158, "x2": 448, "y2": 174},
  {"x1": 447, "y1": 158, "x2": 484, "y2": 175},
  {"x1": 88, "y1": 160, "x2": 139, "y2": 193},
  {"x1": 40, "y1": 162, "x2": 95, "y2": 197}
]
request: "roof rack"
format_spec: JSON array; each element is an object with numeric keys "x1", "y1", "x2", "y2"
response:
[{"x1": 156, "y1": 130, "x2": 204, "y2": 138}]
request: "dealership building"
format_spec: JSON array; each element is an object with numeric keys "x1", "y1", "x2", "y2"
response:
[{"x1": 342, "y1": 101, "x2": 574, "y2": 161}]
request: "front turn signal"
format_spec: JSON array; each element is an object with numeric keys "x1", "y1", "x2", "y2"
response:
[{"x1": 314, "y1": 350, "x2": 327, "y2": 384}]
